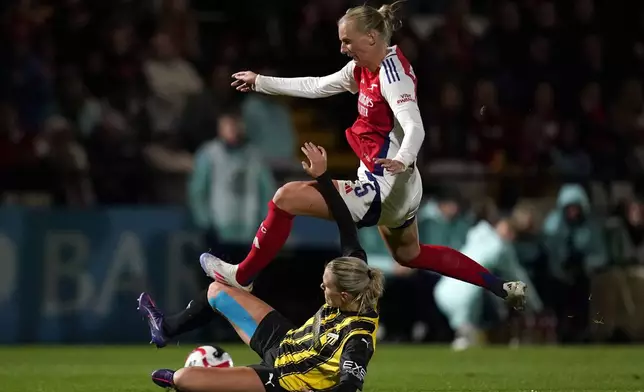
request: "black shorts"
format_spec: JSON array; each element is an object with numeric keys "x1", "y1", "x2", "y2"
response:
[
  {"x1": 249, "y1": 364, "x2": 287, "y2": 392},
  {"x1": 249, "y1": 310, "x2": 294, "y2": 364},
  {"x1": 248, "y1": 310, "x2": 294, "y2": 392}
]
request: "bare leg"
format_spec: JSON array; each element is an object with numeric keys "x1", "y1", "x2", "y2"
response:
[
  {"x1": 173, "y1": 367, "x2": 265, "y2": 392},
  {"x1": 377, "y1": 220, "x2": 421, "y2": 263},
  {"x1": 207, "y1": 282, "x2": 275, "y2": 344},
  {"x1": 272, "y1": 180, "x2": 338, "y2": 218}
]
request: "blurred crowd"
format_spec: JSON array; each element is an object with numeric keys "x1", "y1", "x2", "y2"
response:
[
  {"x1": 3, "y1": 0, "x2": 644, "y2": 206},
  {"x1": 1, "y1": 0, "x2": 644, "y2": 345},
  {"x1": 363, "y1": 183, "x2": 643, "y2": 348}
]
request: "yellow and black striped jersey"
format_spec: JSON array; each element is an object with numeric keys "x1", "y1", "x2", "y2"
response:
[{"x1": 274, "y1": 304, "x2": 378, "y2": 392}]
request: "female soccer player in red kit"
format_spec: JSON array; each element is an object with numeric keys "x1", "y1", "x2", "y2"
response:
[{"x1": 203, "y1": 2, "x2": 528, "y2": 308}]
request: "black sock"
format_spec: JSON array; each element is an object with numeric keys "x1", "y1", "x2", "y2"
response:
[{"x1": 163, "y1": 289, "x2": 216, "y2": 338}]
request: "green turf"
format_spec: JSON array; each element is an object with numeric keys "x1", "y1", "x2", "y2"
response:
[{"x1": 0, "y1": 344, "x2": 642, "y2": 391}]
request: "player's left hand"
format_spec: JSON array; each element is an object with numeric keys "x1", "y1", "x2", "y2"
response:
[
  {"x1": 301, "y1": 142, "x2": 328, "y2": 178},
  {"x1": 374, "y1": 158, "x2": 406, "y2": 174}
]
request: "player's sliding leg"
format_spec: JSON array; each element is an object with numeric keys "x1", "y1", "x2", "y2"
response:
[
  {"x1": 151, "y1": 366, "x2": 265, "y2": 392},
  {"x1": 137, "y1": 279, "x2": 278, "y2": 348},
  {"x1": 206, "y1": 281, "x2": 276, "y2": 345},
  {"x1": 378, "y1": 220, "x2": 527, "y2": 309},
  {"x1": 201, "y1": 180, "x2": 336, "y2": 290},
  {"x1": 150, "y1": 284, "x2": 291, "y2": 390},
  {"x1": 137, "y1": 290, "x2": 216, "y2": 348}
]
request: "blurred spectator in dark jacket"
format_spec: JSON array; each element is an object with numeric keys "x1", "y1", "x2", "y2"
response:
[
  {"x1": 143, "y1": 130, "x2": 193, "y2": 204},
  {"x1": 549, "y1": 121, "x2": 592, "y2": 180},
  {"x1": 610, "y1": 79, "x2": 644, "y2": 137},
  {"x1": 155, "y1": 0, "x2": 200, "y2": 60},
  {"x1": 427, "y1": 81, "x2": 470, "y2": 160},
  {"x1": 577, "y1": 81, "x2": 627, "y2": 177},
  {"x1": 51, "y1": 0, "x2": 95, "y2": 66},
  {"x1": 0, "y1": 103, "x2": 36, "y2": 170},
  {"x1": 605, "y1": 198, "x2": 644, "y2": 266},
  {"x1": 521, "y1": 82, "x2": 559, "y2": 168},
  {"x1": 487, "y1": 1, "x2": 526, "y2": 72},
  {"x1": 574, "y1": 34, "x2": 606, "y2": 88},
  {"x1": 180, "y1": 64, "x2": 238, "y2": 151},
  {"x1": 102, "y1": 22, "x2": 146, "y2": 109},
  {"x1": 522, "y1": 35, "x2": 557, "y2": 98},
  {"x1": 423, "y1": 0, "x2": 475, "y2": 89},
  {"x1": 0, "y1": 103, "x2": 44, "y2": 196},
  {"x1": 471, "y1": 79, "x2": 520, "y2": 166},
  {"x1": 543, "y1": 183, "x2": 607, "y2": 342},
  {"x1": 571, "y1": 0, "x2": 599, "y2": 36},
  {"x1": 3, "y1": 39, "x2": 54, "y2": 133},
  {"x1": 35, "y1": 116, "x2": 94, "y2": 206},
  {"x1": 86, "y1": 109, "x2": 147, "y2": 204}
]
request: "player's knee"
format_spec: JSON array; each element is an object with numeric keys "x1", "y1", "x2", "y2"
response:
[
  {"x1": 207, "y1": 281, "x2": 227, "y2": 303},
  {"x1": 390, "y1": 244, "x2": 420, "y2": 266},
  {"x1": 272, "y1": 181, "x2": 306, "y2": 213}
]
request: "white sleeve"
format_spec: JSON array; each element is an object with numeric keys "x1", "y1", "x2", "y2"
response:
[
  {"x1": 254, "y1": 61, "x2": 358, "y2": 98},
  {"x1": 379, "y1": 56, "x2": 425, "y2": 169}
]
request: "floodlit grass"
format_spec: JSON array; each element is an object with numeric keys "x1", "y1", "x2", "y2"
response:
[{"x1": 0, "y1": 344, "x2": 642, "y2": 391}]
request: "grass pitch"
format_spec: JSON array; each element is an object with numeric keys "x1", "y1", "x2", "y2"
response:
[{"x1": 0, "y1": 344, "x2": 642, "y2": 391}]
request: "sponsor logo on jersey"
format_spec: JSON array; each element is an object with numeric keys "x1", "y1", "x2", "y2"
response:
[
  {"x1": 342, "y1": 361, "x2": 367, "y2": 381},
  {"x1": 358, "y1": 93, "x2": 374, "y2": 108},
  {"x1": 326, "y1": 332, "x2": 339, "y2": 345},
  {"x1": 397, "y1": 93, "x2": 415, "y2": 104},
  {"x1": 358, "y1": 92, "x2": 374, "y2": 117}
]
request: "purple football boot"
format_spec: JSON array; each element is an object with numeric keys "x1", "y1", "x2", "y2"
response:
[
  {"x1": 137, "y1": 292, "x2": 169, "y2": 348},
  {"x1": 151, "y1": 369, "x2": 175, "y2": 389}
]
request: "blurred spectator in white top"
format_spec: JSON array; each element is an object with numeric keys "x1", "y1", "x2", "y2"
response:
[{"x1": 144, "y1": 30, "x2": 202, "y2": 134}]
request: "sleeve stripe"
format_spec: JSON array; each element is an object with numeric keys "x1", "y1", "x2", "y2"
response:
[
  {"x1": 383, "y1": 60, "x2": 392, "y2": 84},
  {"x1": 384, "y1": 58, "x2": 401, "y2": 83}
]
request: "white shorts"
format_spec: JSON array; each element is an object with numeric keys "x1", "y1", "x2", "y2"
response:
[{"x1": 336, "y1": 163, "x2": 423, "y2": 229}]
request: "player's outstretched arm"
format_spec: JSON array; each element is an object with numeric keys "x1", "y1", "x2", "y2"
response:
[
  {"x1": 301, "y1": 143, "x2": 367, "y2": 262},
  {"x1": 231, "y1": 61, "x2": 358, "y2": 99}
]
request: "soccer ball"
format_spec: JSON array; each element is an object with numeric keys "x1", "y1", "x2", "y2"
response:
[{"x1": 184, "y1": 345, "x2": 234, "y2": 368}]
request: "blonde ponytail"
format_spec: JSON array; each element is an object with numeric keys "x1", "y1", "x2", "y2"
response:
[
  {"x1": 353, "y1": 267, "x2": 385, "y2": 314},
  {"x1": 340, "y1": 1, "x2": 406, "y2": 44},
  {"x1": 377, "y1": 1, "x2": 405, "y2": 41},
  {"x1": 326, "y1": 257, "x2": 385, "y2": 314}
]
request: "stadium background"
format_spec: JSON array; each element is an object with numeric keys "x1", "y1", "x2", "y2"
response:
[{"x1": 1, "y1": 0, "x2": 644, "y2": 352}]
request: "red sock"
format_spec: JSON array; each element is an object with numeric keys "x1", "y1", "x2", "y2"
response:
[
  {"x1": 407, "y1": 244, "x2": 506, "y2": 298},
  {"x1": 236, "y1": 201, "x2": 294, "y2": 285}
]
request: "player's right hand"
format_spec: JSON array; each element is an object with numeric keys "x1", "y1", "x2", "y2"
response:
[
  {"x1": 231, "y1": 71, "x2": 257, "y2": 92},
  {"x1": 301, "y1": 142, "x2": 328, "y2": 178}
]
